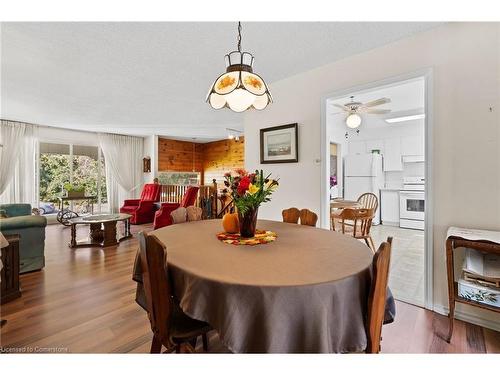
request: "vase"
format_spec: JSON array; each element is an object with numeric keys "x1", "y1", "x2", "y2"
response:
[{"x1": 238, "y1": 207, "x2": 259, "y2": 238}]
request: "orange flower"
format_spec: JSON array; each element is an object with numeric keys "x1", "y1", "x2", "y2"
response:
[
  {"x1": 244, "y1": 76, "x2": 262, "y2": 89},
  {"x1": 217, "y1": 75, "x2": 236, "y2": 90}
]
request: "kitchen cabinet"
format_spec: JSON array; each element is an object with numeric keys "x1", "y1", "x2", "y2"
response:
[
  {"x1": 383, "y1": 138, "x2": 403, "y2": 171},
  {"x1": 365, "y1": 139, "x2": 384, "y2": 154},
  {"x1": 401, "y1": 135, "x2": 424, "y2": 156},
  {"x1": 349, "y1": 140, "x2": 366, "y2": 154},
  {"x1": 380, "y1": 190, "x2": 400, "y2": 226}
]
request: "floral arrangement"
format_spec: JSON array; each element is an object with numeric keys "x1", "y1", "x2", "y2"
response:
[{"x1": 223, "y1": 169, "x2": 279, "y2": 215}]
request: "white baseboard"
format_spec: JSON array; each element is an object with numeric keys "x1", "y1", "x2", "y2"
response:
[{"x1": 433, "y1": 304, "x2": 500, "y2": 332}]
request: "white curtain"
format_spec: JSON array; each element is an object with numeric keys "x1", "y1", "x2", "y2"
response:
[
  {"x1": 0, "y1": 121, "x2": 38, "y2": 205},
  {"x1": 98, "y1": 133, "x2": 143, "y2": 213}
]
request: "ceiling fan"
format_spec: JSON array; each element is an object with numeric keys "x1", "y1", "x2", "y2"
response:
[{"x1": 332, "y1": 96, "x2": 391, "y2": 129}]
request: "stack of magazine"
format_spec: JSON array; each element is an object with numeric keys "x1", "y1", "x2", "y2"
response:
[{"x1": 458, "y1": 249, "x2": 500, "y2": 308}]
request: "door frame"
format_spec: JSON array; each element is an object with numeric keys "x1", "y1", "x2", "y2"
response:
[{"x1": 319, "y1": 68, "x2": 434, "y2": 310}]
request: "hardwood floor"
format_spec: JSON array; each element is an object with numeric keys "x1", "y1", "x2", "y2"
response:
[{"x1": 1, "y1": 223, "x2": 499, "y2": 353}]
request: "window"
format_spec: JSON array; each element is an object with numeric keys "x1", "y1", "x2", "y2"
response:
[
  {"x1": 38, "y1": 142, "x2": 107, "y2": 215},
  {"x1": 157, "y1": 172, "x2": 200, "y2": 185}
]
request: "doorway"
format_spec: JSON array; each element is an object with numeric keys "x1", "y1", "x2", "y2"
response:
[{"x1": 320, "y1": 69, "x2": 433, "y2": 309}]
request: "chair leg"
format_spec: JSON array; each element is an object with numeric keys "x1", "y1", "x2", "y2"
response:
[
  {"x1": 202, "y1": 333, "x2": 208, "y2": 352},
  {"x1": 368, "y1": 236, "x2": 376, "y2": 253},
  {"x1": 150, "y1": 335, "x2": 162, "y2": 354}
]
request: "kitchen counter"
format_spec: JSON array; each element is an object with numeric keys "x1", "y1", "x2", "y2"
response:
[{"x1": 380, "y1": 187, "x2": 402, "y2": 191}]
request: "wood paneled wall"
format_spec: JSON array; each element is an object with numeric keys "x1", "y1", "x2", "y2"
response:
[
  {"x1": 158, "y1": 137, "x2": 244, "y2": 185},
  {"x1": 158, "y1": 138, "x2": 204, "y2": 173},
  {"x1": 202, "y1": 137, "x2": 245, "y2": 186}
]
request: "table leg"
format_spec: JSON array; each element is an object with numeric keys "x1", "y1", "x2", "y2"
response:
[
  {"x1": 446, "y1": 238, "x2": 455, "y2": 343},
  {"x1": 102, "y1": 221, "x2": 118, "y2": 247},
  {"x1": 70, "y1": 224, "x2": 77, "y2": 248},
  {"x1": 89, "y1": 223, "x2": 104, "y2": 243}
]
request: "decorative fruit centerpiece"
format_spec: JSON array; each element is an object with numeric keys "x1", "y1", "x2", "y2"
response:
[{"x1": 223, "y1": 169, "x2": 279, "y2": 238}]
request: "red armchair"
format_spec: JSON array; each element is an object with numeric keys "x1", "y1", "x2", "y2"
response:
[
  {"x1": 153, "y1": 186, "x2": 199, "y2": 229},
  {"x1": 120, "y1": 183, "x2": 161, "y2": 224}
]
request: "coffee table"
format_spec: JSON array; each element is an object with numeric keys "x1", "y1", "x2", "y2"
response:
[{"x1": 68, "y1": 213, "x2": 132, "y2": 248}]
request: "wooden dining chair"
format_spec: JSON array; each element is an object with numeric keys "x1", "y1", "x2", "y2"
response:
[
  {"x1": 138, "y1": 231, "x2": 211, "y2": 353},
  {"x1": 282, "y1": 207, "x2": 300, "y2": 224},
  {"x1": 170, "y1": 207, "x2": 187, "y2": 224},
  {"x1": 299, "y1": 208, "x2": 318, "y2": 227},
  {"x1": 358, "y1": 192, "x2": 379, "y2": 212},
  {"x1": 186, "y1": 206, "x2": 203, "y2": 222},
  {"x1": 333, "y1": 208, "x2": 376, "y2": 252},
  {"x1": 366, "y1": 237, "x2": 393, "y2": 353}
]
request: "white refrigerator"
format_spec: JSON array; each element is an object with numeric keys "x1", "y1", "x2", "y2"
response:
[{"x1": 343, "y1": 153, "x2": 384, "y2": 225}]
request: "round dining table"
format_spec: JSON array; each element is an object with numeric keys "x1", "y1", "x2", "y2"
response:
[{"x1": 151, "y1": 219, "x2": 374, "y2": 353}]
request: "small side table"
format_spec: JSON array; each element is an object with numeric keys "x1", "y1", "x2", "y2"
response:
[
  {"x1": 446, "y1": 235, "x2": 500, "y2": 342},
  {"x1": 1, "y1": 234, "x2": 21, "y2": 304}
]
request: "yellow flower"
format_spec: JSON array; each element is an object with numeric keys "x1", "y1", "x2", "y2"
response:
[
  {"x1": 248, "y1": 183, "x2": 260, "y2": 195},
  {"x1": 265, "y1": 180, "x2": 278, "y2": 191}
]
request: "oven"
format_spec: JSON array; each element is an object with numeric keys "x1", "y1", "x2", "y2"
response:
[{"x1": 399, "y1": 190, "x2": 425, "y2": 230}]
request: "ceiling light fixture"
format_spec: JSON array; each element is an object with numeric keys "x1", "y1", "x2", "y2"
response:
[
  {"x1": 346, "y1": 113, "x2": 362, "y2": 128},
  {"x1": 206, "y1": 22, "x2": 272, "y2": 113},
  {"x1": 385, "y1": 114, "x2": 425, "y2": 123},
  {"x1": 226, "y1": 127, "x2": 243, "y2": 141}
]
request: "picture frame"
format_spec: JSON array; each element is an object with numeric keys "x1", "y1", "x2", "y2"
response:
[{"x1": 260, "y1": 123, "x2": 298, "y2": 164}]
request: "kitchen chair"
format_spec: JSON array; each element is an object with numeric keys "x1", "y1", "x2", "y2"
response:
[
  {"x1": 299, "y1": 209, "x2": 318, "y2": 227},
  {"x1": 366, "y1": 237, "x2": 393, "y2": 353},
  {"x1": 282, "y1": 207, "x2": 300, "y2": 224},
  {"x1": 358, "y1": 192, "x2": 379, "y2": 212},
  {"x1": 186, "y1": 206, "x2": 203, "y2": 221},
  {"x1": 137, "y1": 231, "x2": 210, "y2": 353},
  {"x1": 332, "y1": 208, "x2": 376, "y2": 252},
  {"x1": 170, "y1": 207, "x2": 187, "y2": 224}
]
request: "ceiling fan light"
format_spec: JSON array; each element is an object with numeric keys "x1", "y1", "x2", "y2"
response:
[{"x1": 346, "y1": 113, "x2": 362, "y2": 128}]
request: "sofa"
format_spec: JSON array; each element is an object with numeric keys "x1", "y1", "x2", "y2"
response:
[{"x1": 0, "y1": 204, "x2": 47, "y2": 273}]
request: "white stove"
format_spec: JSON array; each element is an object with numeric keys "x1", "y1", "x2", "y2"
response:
[{"x1": 399, "y1": 177, "x2": 425, "y2": 230}]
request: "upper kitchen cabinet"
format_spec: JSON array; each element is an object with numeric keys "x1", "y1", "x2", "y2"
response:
[
  {"x1": 383, "y1": 138, "x2": 403, "y2": 171},
  {"x1": 401, "y1": 135, "x2": 425, "y2": 157},
  {"x1": 365, "y1": 139, "x2": 384, "y2": 154}
]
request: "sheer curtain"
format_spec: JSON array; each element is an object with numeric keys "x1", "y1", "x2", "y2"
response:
[
  {"x1": 98, "y1": 133, "x2": 143, "y2": 213},
  {"x1": 0, "y1": 120, "x2": 38, "y2": 205}
]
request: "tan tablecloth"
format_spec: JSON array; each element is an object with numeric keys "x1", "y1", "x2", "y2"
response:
[{"x1": 134, "y1": 219, "x2": 374, "y2": 353}]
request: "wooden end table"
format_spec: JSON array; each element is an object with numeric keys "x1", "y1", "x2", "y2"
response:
[
  {"x1": 68, "y1": 213, "x2": 132, "y2": 248},
  {"x1": 446, "y1": 236, "x2": 500, "y2": 342},
  {"x1": 1, "y1": 234, "x2": 21, "y2": 304}
]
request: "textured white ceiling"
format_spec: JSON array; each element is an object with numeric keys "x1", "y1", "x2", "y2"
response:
[{"x1": 1, "y1": 22, "x2": 440, "y2": 141}]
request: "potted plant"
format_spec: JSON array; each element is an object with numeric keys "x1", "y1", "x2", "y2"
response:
[
  {"x1": 63, "y1": 183, "x2": 86, "y2": 198},
  {"x1": 223, "y1": 169, "x2": 279, "y2": 238}
]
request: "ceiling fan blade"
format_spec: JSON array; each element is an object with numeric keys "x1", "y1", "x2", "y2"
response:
[
  {"x1": 332, "y1": 103, "x2": 349, "y2": 111},
  {"x1": 363, "y1": 108, "x2": 392, "y2": 114},
  {"x1": 362, "y1": 97, "x2": 391, "y2": 108}
]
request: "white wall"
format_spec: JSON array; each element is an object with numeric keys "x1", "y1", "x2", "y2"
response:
[
  {"x1": 143, "y1": 134, "x2": 158, "y2": 184},
  {"x1": 244, "y1": 23, "x2": 500, "y2": 328}
]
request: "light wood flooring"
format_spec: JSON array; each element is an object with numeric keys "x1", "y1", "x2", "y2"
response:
[{"x1": 0, "y1": 222, "x2": 499, "y2": 353}]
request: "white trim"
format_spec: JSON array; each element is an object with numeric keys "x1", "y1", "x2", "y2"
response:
[
  {"x1": 320, "y1": 68, "x2": 434, "y2": 310},
  {"x1": 433, "y1": 304, "x2": 500, "y2": 332}
]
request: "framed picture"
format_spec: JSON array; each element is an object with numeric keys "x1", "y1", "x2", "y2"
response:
[{"x1": 260, "y1": 123, "x2": 298, "y2": 164}]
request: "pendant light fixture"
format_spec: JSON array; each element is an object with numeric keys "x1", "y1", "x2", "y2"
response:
[{"x1": 206, "y1": 22, "x2": 272, "y2": 112}]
